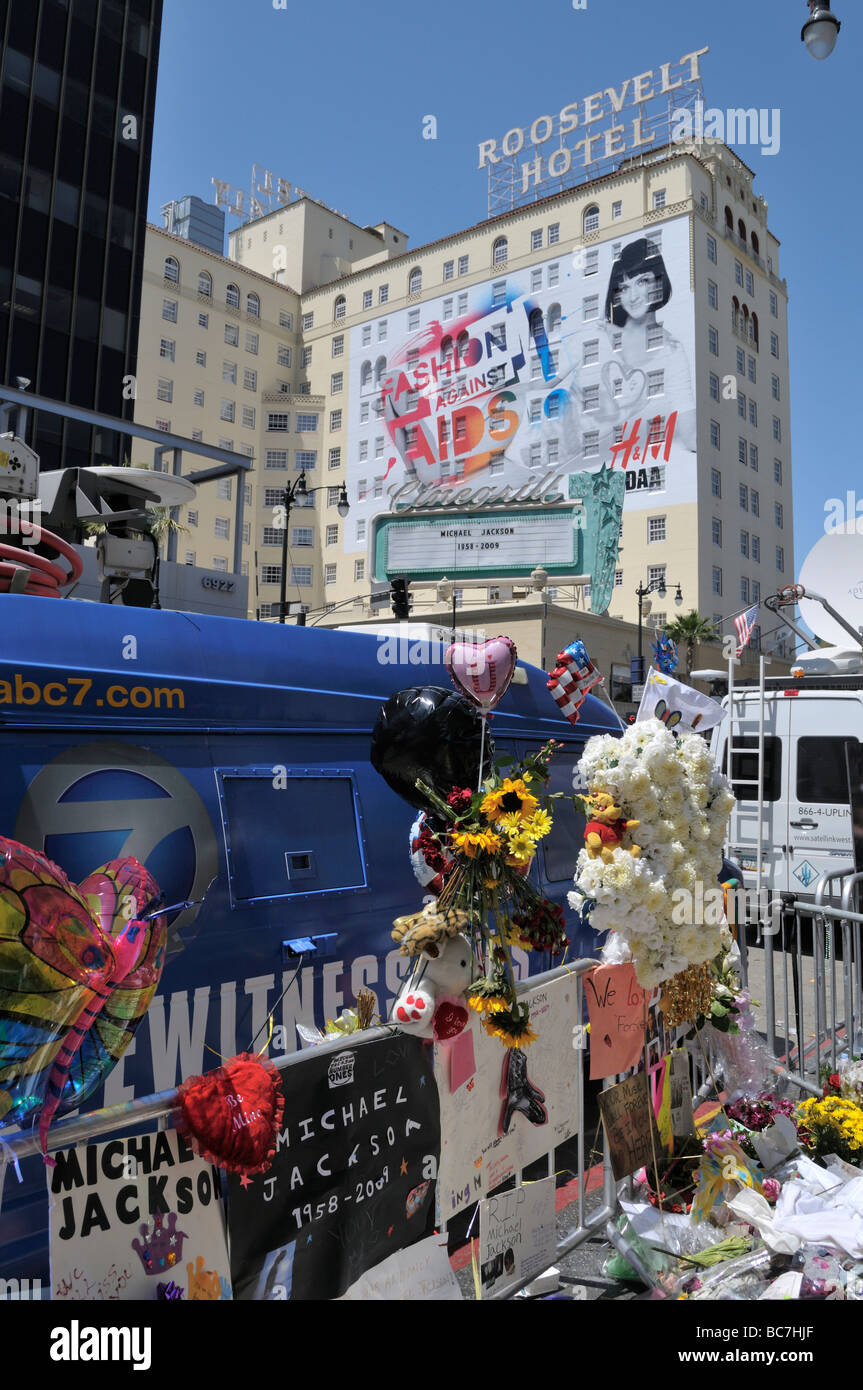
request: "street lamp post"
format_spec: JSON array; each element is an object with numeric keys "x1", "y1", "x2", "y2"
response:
[
  {"x1": 278, "y1": 474, "x2": 349, "y2": 624},
  {"x1": 634, "y1": 578, "x2": 683, "y2": 683},
  {"x1": 801, "y1": 1, "x2": 841, "y2": 59}
]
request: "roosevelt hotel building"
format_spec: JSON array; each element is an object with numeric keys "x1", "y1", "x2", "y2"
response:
[{"x1": 135, "y1": 139, "x2": 793, "y2": 655}]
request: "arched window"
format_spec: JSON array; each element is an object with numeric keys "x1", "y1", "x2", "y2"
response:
[
  {"x1": 440, "y1": 336, "x2": 454, "y2": 364},
  {"x1": 724, "y1": 206, "x2": 733, "y2": 231},
  {"x1": 374, "y1": 356, "x2": 387, "y2": 387},
  {"x1": 751, "y1": 231, "x2": 760, "y2": 257},
  {"x1": 334, "y1": 295, "x2": 346, "y2": 321},
  {"x1": 360, "y1": 360, "x2": 372, "y2": 390},
  {"x1": 197, "y1": 269, "x2": 212, "y2": 297},
  {"x1": 751, "y1": 312, "x2": 759, "y2": 348},
  {"x1": 546, "y1": 303, "x2": 562, "y2": 337},
  {"x1": 583, "y1": 205, "x2": 599, "y2": 234},
  {"x1": 528, "y1": 307, "x2": 544, "y2": 340},
  {"x1": 492, "y1": 237, "x2": 508, "y2": 266},
  {"x1": 226, "y1": 283, "x2": 240, "y2": 309},
  {"x1": 247, "y1": 292, "x2": 260, "y2": 317},
  {"x1": 164, "y1": 256, "x2": 180, "y2": 283},
  {"x1": 456, "y1": 330, "x2": 470, "y2": 362},
  {"x1": 732, "y1": 295, "x2": 740, "y2": 331},
  {"x1": 408, "y1": 267, "x2": 422, "y2": 295},
  {"x1": 738, "y1": 219, "x2": 746, "y2": 242}
]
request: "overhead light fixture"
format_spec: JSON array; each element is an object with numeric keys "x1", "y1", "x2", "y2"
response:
[{"x1": 802, "y1": 1, "x2": 841, "y2": 58}]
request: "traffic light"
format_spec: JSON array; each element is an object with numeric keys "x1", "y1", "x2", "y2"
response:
[{"x1": 390, "y1": 577, "x2": 411, "y2": 620}]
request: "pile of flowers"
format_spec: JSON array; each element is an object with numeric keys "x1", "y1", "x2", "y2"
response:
[
  {"x1": 820, "y1": 1059, "x2": 863, "y2": 1104},
  {"x1": 726, "y1": 1092, "x2": 797, "y2": 1133},
  {"x1": 797, "y1": 1094, "x2": 863, "y2": 1167},
  {"x1": 569, "y1": 719, "x2": 736, "y2": 990},
  {"x1": 414, "y1": 740, "x2": 568, "y2": 1049}
]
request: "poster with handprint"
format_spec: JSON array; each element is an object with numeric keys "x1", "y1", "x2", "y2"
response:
[{"x1": 48, "y1": 1129, "x2": 232, "y2": 1300}]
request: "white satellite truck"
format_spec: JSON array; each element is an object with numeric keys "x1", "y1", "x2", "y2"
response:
[{"x1": 707, "y1": 543, "x2": 863, "y2": 908}]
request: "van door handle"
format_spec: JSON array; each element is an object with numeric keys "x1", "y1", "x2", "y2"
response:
[{"x1": 790, "y1": 819, "x2": 818, "y2": 828}]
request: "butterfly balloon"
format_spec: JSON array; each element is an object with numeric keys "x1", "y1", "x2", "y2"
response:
[{"x1": 0, "y1": 839, "x2": 166, "y2": 1160}]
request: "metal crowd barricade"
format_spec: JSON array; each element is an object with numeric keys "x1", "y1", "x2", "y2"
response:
[{"x1": 1, "y1": 957, "x2": 619, "y2": 1302}]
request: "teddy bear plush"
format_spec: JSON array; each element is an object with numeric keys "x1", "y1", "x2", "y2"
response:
[{"x1": 583, "y1": 791, "x2": 641, "y2": 862}]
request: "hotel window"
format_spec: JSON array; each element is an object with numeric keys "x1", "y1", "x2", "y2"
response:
[
  {"x1": 225, "y1": 323, "x2": 239, "y2": 345},
  {"x1": 185, "y1": 552, "x2": 195, "y2": 566},
  {"x1": 326, "y1": 524, "x2": 338, "y2": 546},
  {"x1": 734, "y1": 347, "x2": 744, "y2": 376},
  {"x1": 775, "y1": 501, "x2": 784, "y2": 529},
  {"x1": 301, "y1": 346, "x2": 312, "y2": 368},
  {"x1": 357, "y1": 478, "x2": 368, "y2": 501},
  {"x1": 332, "y1": 335, "x2": 344, "y2": 358},
  {"x1": 492, "y1": 281, "x2": 506, "y2": 306},
  {"x1": 218, "y1": 437, "x2": 233, "y2": 450},
  {"x1": 749, "y1": 444, "x2": 758, "y2": 471},
  {"x1": 223, "y1": 361, "x2": 237, "y2": 384},
  {"x1": 582, "y1": 385, "x2": 599, "y2": 413},
  {"x1": 302, "y1": 312, "x2": 314, "y2": 330},
  {"x1": 266, "y1": 450, "x2": 288, "y2": 468},
  {"x1": 583, "y1": 339, "x2": 599, "y2": 366},
  {"x1": 375, "y1": 436, "x2": 384, "y2": 458},
  {"x1": 745, "y1": 270, "x2": 754, "y2": 296},
  {"x1": 215, "y1": 517, "x2": 230, "y2": 540},
  {"x1": 247, "y1": 293, "x2": 260, "y2": 318},
  {"x1": 360, "y1": 402, "x2": 369, "y2": 423},
  {"x1": 198, "y1": 313, "x2": 209, "y2": 329},
  {"x1": 296, "y1": 450, "x2": 318, "y2": 471},
  {"x1": 443, "y1": 259, "x2": 454, "y2": 281},
  {"x1": 378, "y1": 284, "x2": 389, "y2": 304},
  {"x1": 352, "y1": 559, "x2": 364, "y2": 584},
  {"x1": 776, "y1": 546, "x2": 784, "y2": 573},
  {"x1": 226, "y1": 283, "x2": 240, "y2": 309},
  {"x1": 710, "y1": 419, "x2": 720, "y2": 448},
  {"x1": 748, "y1": 400, "x2": 757, "y2": 428},
  {"x1": 358, "y1": 290, "x2": 371, "y2": 311},
  {"x1": 187, "y1": 510, "x2": 198, "y2": 528},
  {"x1": 546, "y1": 438, "x2": 559, "y2": 464},
  {"x1": 328, "y1": 447, "x2": 341, "y2": 470},
  {"x1": 707, "y1": 234, "x2": 717, "y2": 263},
  {"x1": 647, "y1": 565, "x2": 666, "y2": 589},
  {"x1": 614, "y1": 569, "x2": 623, "y2": 588},
  {"x1": 583, "y1": 296, "x2": 599, "y2": 322},
  {"x1": 530, "y1": 269, "x2": 542, "y2": 293},
  {"x1": 528, "y1": 399, "x2": 541, "y2": 423},
  {"x1": 748, "y1": 355, "x2": 756, "y2": 382},
  {"x1": 709, "y1": 372, "x2": 719, "y2": 402},
  {"x1": 160, "y1": 338, "x2": 175, "y2": 361},
  {"x1": 220, "y1": 399, "x2": 235, "y2": 422},
  {"x1": 652, "y1": 189, "x2": 666, "y2": 209},
  {"x1": 457, "y1": 292, "x2": 468, "y2": 314},
  {"x1": 292, "y1": 527, "x2": 314, "y2": 548},
  {"x1": 277, "y1": 344, "x2": 292, "y2": 367},
  {"x1": 770, "y1": 291, "x2": 778, "y2": 316},
  {"x1": 525, "y1": 442, "x2": 540, "y2": 468},
  {"x1": 198, "y1": 270, "x2": 212, "y2": 297},
  {"x1": 244, "y1": 368, "x2": 257, "y2": 391},
  {"x1": 374, "y1": 477, "x2": 383, "y2": 498},
  {"x1": 267, "y1": 413, "x2": 290, "y2": 432},
  {"x1": 738, "y1": 438, "x2": 747, "y2": 466},
  {"x1": 737, "y1": 391, "x2": 746, "y2": 419},
  {"x1": 734, "y1": 260, "x2": 743, "y2": 287},
  {"x1": 261, "y1": 565, "x2": 282, "y2": 585},
  {"x1": 195, "y1": 350, "x2": 207, "y2": 367},
  {"x1": 707, "y1": 280, "x2": 718, "y2": 309},
  {"x1": 752, "y1": 535, "x2": 760, "y2": 562},
  {"x1": 291, "y1": 566, "x2": 312, "y2": 587},
  {"x1": 156, "y1": 378, "x2": 173, "y2": 403},
  {"x1": 408, "y1": 309, "x2": 420, "y2": 330},
  {"x1": 713, "y1": 568, "x2": 723, "y2": 596},
  {"x1": 708, "y1": 325, "x2": 719, "y2": 355},
  {"x1": 242, "y1": 523, "x2": 251, "y2": 544},
  {"x1": 358, "y1": 439, "x2": 369, "y2": 462},
  {"x1": 711, "y1": 468, "x2": 721, "y2": 498},
  {"x1": 583, "y1": 206, "x2": 599, "y2": 233},
  {"x1": 774, "y1": 458, "x2": 782, "y2": 485},
  {"x1": 355, "y1": 518, "x2": 367, "y2": 543},
  {"x1": 264, "y1": 488, "x2": 284, "y2": 507},
  {"x1": 296, "y1": 411, "x2": 319, "y2": 432},
  {"x1": 164, "y1": 256, "x2": 180, "y2": 283},
  {"x1": 324, "y1": 564, "x2": 337, "y2": 586},
  {"x1": 612, "y1": 200, "x2": 622, "y2": 220},
  {"x1": 641, "y1": 324, "x2": 662, "y2": 351},
  {"x1": 772, "y1": 416, "x2": 781, "y2": 441},
  {"x1": 331, "y1": 371, "x2": 344, "y2": 394},
  {"x1": 583, "y1": 431, "x2": 599, "y2": 458},
  {"x1": 279, "y1": 311, "x2": 293, "y2": 329},
  {"x1": 712, "y1": 518, "x2": 722, "y2": 546},
  {"x1": 646, "y1": 370, "x2": 663, "y2": 398},
  {"x1": 751, "y1": 489, "x2": 760, "y2": 517},
  {"x1": 739, "y1": 483, "x2": 748, "y2": 510},
  {"x1": 325, "y1": 486, "x2": 340, "y2": 506},
  {"x1": 442, "y1": 297, "x2": 454, "y2": 322},
  {"x1": 330, "y1": 409, "x2": 342, "y2": 431},
  {"x1": 547, "y1": 223, "x2": 560, "y2": 245},
  {"x1": 162, "y1": 299, "x2": 178, "y2": 322},
  {"x1": 741, "y1": 576, "x2": 750, "y2": 603},
  {"x1": 770, "y1": 332, "x2": 779, "y2": 357},
  {"x1": 458, "y1": 255, "x2": 469, "y2": 275},
  {"x1": 648, "y1": 516, "x2": 666, "y2": 543},
  {"x1": 547, "y1": 263, "x2": 560, "y2": 288},
  {"x1": 584, "y1": 249, "x2": 598, "y2": 277},
  {"x1": 771, "y1": 374, "x2": 780, "y2": 400},
  {"x1": 740, "y1": 529, "x2": 749, "y2": 558},
  {"x1": 378, "y1": 320, "x2": 388, "y2": 340},
  {"x1": 242, "y1": 406, "x2": 256, "y2": 429}
]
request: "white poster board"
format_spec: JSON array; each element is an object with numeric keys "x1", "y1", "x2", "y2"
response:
[
  {"x1": 478, "y1": 1176, "x2": 556, "y2": 1297},
  {"x1": 339, "y1": 1233, "x2": 462, "y2": 1301}
]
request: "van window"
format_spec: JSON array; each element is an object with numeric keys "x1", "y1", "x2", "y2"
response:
[
  {"x1": 219, "y1": 772, "x2": 366, "y2": 904},
  {"x1": 722, "y1": 736, "x2": 781, "y2": 802},
  {"x1": 534, "y1": 748, "x2": 587, "y2": 882},
  {"x1": 797, "y1": 737, "x2": 860, "y2": 803}
]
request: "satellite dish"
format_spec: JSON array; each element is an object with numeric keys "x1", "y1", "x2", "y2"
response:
[
  {"x1": 798, "y1": 531, "x2": 863, "y2": 647},
  {"x1": 76, "y1": 466, "x2": 197, "y2": 509}
]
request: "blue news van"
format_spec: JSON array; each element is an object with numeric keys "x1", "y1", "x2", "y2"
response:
[{"x1": 0, "y1": 595, "x2": 618, "y2": 1282}]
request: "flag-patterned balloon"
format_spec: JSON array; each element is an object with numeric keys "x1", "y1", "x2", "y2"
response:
[{"x1": 546, "y1": 640, "x2": 604, "y2": 724}]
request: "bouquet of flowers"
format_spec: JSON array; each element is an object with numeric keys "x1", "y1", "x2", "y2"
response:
[
  {"x1": 820, "y1": 1059, "x2": 863, "y2": 1104},
  {"x1": 797, "y1": 1094, "x2": 863, "y2": 1167},
  {"x1": 569, "y1": 719, "x2": 736, "y2": 990},
  {"x1": 414, "y1": 740, "x2": 568, "y2": 1049}
]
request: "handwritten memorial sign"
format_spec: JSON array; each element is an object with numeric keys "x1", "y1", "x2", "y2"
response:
[
  {"x1": 651, "y1": 1050, "x2": 695, "y2": 1154},
  {"x1": 227, "y1": 1033, "x2": 440, "y2": 1300},
  {"x1": 478, "y1": 1177, "x2": 556, "y2": 1297},
  {"x1": 585, "y1": 963, "x2": 647, "y2": 1079},
  {"x1": 339, "y1": 1233, "x2": 462, "y2": 1301},
  {"x1": 49, "y1": 1129, "x2": 231, "y2": 1300},
  {"x1": 598, "y1": 1071, "x2": 662, "y2": 1181},
  {"x1": 435, "y1": 974, "x2": 579, "y2": 1222}
]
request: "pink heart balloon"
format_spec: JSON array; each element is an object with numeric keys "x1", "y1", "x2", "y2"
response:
[{"x1": 445, "y1": 636, "x2": 518, "y2": 711}]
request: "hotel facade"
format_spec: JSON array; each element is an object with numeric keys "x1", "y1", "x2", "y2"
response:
[{"x1": 134, "y1": 137, "x2": 794, "y2": 656}]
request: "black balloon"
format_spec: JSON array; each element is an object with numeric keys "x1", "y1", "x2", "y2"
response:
[{"x1": 370, "y1": 686, "x2": 494, "y2": 813}]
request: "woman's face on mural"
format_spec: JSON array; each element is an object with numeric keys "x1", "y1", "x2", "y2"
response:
[{"x1": 618, "y1": 270, "x2": 660, "y2": 322}]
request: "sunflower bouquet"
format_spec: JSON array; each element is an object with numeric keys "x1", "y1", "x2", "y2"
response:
[{"x1": 414, "y1": 739, "x2": 568, "y2": 1049}]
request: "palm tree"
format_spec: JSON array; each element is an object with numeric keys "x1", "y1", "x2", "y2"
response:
[{"x1": 665, "y1": 610, "x2": 719, "y2": 679}]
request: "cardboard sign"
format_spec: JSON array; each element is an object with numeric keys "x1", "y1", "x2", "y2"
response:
[
  {"x1": 48, "y1": 1129, "x2": 231, "y2": 1301},
  {"x1": 478, "y1": 1177, "x2": 556, "y2": 1298},
  {"x1": 598, "y1": 1071, "x2": 663, "y2": 1181},
  {"x1": 651, "y1": 1050, "x2": 694, "y2": 1153},
  {"x1": 339, "y1": 1233, "x2": 462, "y2": 1301},
  {"x1": 227, "y1": 1033, "x2": 440, "y2": 1300},
  {"x1": 585, "y1": 963, "x2": 647, "y2": 1079},
  {"x1": 435, "y1": 974, "x2": 580, "y2": 1222}
]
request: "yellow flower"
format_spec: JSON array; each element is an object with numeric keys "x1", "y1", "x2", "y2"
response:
[
  {"x1": 480, "y1": 778, "x2": 539, "y2": 824},
  {"x1": 497, "y1": 812, "x2": 525, "y2": 834},
  {"x1": 481, "y1": 1014, "x2": 538, "y2": 1048},
  {"x1": 467, "y1": 992, "x2": 510, "y2": 1015},
  {"x1": 451, "y1": 829, "x2": 502, "y2": 859},
  {"x1": 506, "y1": 831, "x2": 535, "y2": 861},
  {"x1": 524, "y1": 809, "x2": 552, "y2": 839}
]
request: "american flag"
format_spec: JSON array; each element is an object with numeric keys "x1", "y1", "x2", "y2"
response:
[{"x1": 734, "y1": 604, "x2": 759, "y2": 656}]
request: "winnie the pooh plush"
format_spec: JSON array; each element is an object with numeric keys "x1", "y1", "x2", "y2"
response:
[{"x1": 583, "y1": 791, "x2": 641, "y2": 862}]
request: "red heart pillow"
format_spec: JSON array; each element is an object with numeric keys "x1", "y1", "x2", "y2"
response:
[
  {"x1": 433, "y1": 997, "x2": 469, "y2": 1042},
  {"x1": 175, "y1": 1053, "x2": 284, "y2": 1176}
]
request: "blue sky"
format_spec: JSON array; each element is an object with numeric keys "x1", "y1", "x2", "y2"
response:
[{"x1": 147, "y1": 0, "x2": 858, "y2": 590}]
